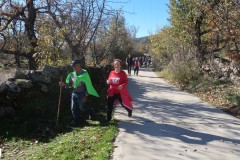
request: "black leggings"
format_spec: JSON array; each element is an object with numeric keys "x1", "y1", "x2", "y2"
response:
[
  {"x1": 127, "y1": 65, "x2": 131, "y2": 75},
  {"x1": 134, "y1": 67, "x2": 139, "y2": 75},
  {"x1": 107, "y1": 93, "x2": 131, "y2": 120}
]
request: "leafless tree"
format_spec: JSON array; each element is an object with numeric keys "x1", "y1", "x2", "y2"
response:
[
  {"x1": 46, "y1": 0, "x2": 109, "y2": 66},
  {"x1": 0, "y1": 0, "x2": 47, "y2": 69}
]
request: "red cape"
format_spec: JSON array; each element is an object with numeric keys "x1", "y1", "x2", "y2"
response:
[{"x1": 107, "y1": 86, "x2": 133, "y2": 110}]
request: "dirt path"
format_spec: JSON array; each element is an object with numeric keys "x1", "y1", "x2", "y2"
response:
[{"x1": 113, "y1": 68, "x2": 240, "y2": 160}]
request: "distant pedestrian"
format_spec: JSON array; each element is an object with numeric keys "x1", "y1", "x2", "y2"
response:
[
  {"x1": 126, "y1": 54, "x2": 133, "y2": 76},
  {"x1": 134, "y1": 57, "x2": 140, "y2": 76},
  {"x1": 106, "y1": 59, "x2": 133, "y2": 121},
  {"x1": 146, "y1": 55, "x2": 151, "y2": 68},
  {"x1": 139, "y1": 57, "x2": 143, "y2": 66},
  {"x1": 144, "y1": 60, "x2": 147, "y2": 68}
]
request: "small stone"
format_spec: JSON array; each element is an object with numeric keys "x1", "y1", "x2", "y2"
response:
[
  {"x1": 0, "y1": 82, "x2": 7, "y2": 93},
  {"x1": 14, "y1": 69, "x2": 28, "y2": 79},
  {"x1": 29, "y1": 70, "x2": 51, "y2": 83},
  {"x1": 42, "y1": 65, "x2": 61, "y2": 78},
  {"x1": 6, "y1": 81, "x2": 20, "y2": 92},
  {"x1": 15, "y1": 79, "x2": 33, "y2": 89},
  {"x1": 0, "y1": 107, "x2": 16, "y2": 117},
  {"x1": 41, "y1": 84, "x2": 49, "y2": 93}
]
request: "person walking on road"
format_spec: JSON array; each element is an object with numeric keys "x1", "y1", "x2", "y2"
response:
[
  {"x1": 134, "y1": 57, "x2": 140, "y2": 76},
  {"x1": 126, "y1": 54, "x2": 133, "y2": 76},
  {"x1": 59, "y1": 60, "x2": 99, "y2": 125},
  {"x1": 106, "y1": 59, "x2": 133, "y2": 121}
]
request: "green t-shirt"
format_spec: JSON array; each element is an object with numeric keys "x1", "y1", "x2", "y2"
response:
[{"x1": 66, "y1": 69, "x2": 99, "y2": 97}]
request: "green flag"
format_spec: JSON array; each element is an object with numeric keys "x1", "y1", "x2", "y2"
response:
[{"x1": 66, "y1": 70, "x2": 99, "y2": 97}]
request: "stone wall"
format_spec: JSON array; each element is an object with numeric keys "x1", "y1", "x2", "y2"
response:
[
  {"x1": 0, "y1": 65, "x2": 111, "y2": 118},
  {"x1": 0, "y1": 66, "x2": 64, "y2": 117},
  {"x1": 202, "y1": 57, "x2": 240, "y2": 84}
]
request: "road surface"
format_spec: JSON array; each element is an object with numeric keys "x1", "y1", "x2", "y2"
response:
[{"x1": 112, "y1": 68, "x2": 240, "y2": 160}]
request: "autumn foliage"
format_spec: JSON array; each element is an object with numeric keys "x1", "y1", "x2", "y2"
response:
[{"x1": 150, "y1": 0, "x2": 240, "y2": 72}]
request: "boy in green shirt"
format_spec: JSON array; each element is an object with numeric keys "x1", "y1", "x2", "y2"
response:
[{"x1": 59, "y1": 60, "x2": 99, "y2": 125}]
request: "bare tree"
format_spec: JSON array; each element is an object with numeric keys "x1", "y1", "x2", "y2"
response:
[
  {"x1": 46, "y1": 0, "x2": 108, "y2": 66},
  {"x1": 88, "y1": 11, "x2": 121, "y2": 65},
  {"x1": 0, "y1": 0, "x2": 47, "y2": 69}
]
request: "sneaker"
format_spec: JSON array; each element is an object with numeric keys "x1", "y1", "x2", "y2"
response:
[
  {"x1": 107, "y1": 115, "x2": 112, "y2": 121},
  {"x1": 66, "y1": 120, "x2": 80, "y2": 127},
  {"x1": 128, "y1": 110, "x2": 132, "y2": 117},
  {"x1": 88, "y1": 108, "x2": 96, "y2": 120},
  {"x1": 107, "y1": 111, "x2": 112, "y2": 121}
]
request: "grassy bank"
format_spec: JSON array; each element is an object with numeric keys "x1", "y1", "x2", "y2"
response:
[
  {"x1": 1, "y1": 120, "x2": 117, "y2": 159},
  {"x1": 0, "y1": 67, "x2": 118, "y2": 159}
]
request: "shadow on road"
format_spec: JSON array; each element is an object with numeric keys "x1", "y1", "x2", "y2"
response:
[
  {"x1": 137, "y1": 75, "x2": 162, "y2": 78},
  {"x1": 127, "y1": 75, "x2": 239, "y2": 124},
  {"x1": 120, "y1": 116, "x2": 240, "y2": 145},
  {"x1": 118, "y1": 71, "x2": 240, "y2": 145}
]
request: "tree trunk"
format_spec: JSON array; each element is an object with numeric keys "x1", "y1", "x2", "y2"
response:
[
  {"x1": 195, "y1": 14, "x2": 205, "y2": 65},
  {"x1": 26, "y1": 0, "x2": 38, "y2": 70},
  {"x1": 28, "y1": 54, "x2": 37, "y2": 70},
  {"x1": 15, "y1": 54, "x2": 21, "y2": 68}
]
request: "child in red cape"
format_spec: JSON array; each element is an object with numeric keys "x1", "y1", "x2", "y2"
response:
[{"x1": 106, "y1": 59, "x2": 133, "y2": 121}]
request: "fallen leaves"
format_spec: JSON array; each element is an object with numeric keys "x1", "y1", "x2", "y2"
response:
[
  {"x1": 83, "y1": 153, "x2": 90, "y2": 158},
  {"x1": 187, "y1": 80, "x2": 240, "y2": 117}
]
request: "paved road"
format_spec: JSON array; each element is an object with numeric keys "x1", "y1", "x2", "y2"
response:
[{"x1": 112, "y1": 68, "x2": 240, "y2": 160}]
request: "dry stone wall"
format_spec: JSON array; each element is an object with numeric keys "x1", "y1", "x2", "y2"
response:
[
  {"x1": 0, "y1": 66, "x2": 64, "y2": 117},
  {"x1": 202, "y1": 57, "x2": 240, "y2": 84}
]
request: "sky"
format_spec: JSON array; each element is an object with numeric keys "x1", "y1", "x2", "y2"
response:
[
  {"x1": 110, "y1": 0, "x2": 170, "y2": 38},
  {"x1": 15, "y1": 0, "x2": 170, "y2": 38}
]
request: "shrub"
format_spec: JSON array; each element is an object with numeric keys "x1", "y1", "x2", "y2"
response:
[
  {"x1": 161, "y1": 60, "x2": 202, "y2": 86},
  {"x1": 159, "y1": 67, "x2": 173, "y2": 80},
  {"x1": 224, "y1": 93, "x2": 240, "y2": 106}
]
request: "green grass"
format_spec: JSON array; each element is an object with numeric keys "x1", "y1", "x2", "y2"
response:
[
  {"x1": 0, "y1": 88, "x2": 118, "y2": 159},
  {"x1": 0, "y1": 70, "x2": 118, "y2": 159},
  {"x1": 1, "y1": 121, "x2": 118, "y2": 159}
]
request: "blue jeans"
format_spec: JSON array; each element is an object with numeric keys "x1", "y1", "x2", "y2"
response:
[{"x1": 71, "y1": 92, "x2": 88, "y2": 123}]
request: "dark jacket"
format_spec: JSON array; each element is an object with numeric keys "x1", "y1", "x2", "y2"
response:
[{"x1": 126, "y1": 57, "x2": 133, "y2": 66}]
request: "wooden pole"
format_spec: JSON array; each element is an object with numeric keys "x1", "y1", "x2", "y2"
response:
[{"x1": 55, "y1": 77, "x2": 63, "y2": 128}]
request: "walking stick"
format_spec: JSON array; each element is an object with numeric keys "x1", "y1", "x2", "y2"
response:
[{"x1": 55, "y1": 77, "x2": 63, "y2": 128}]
